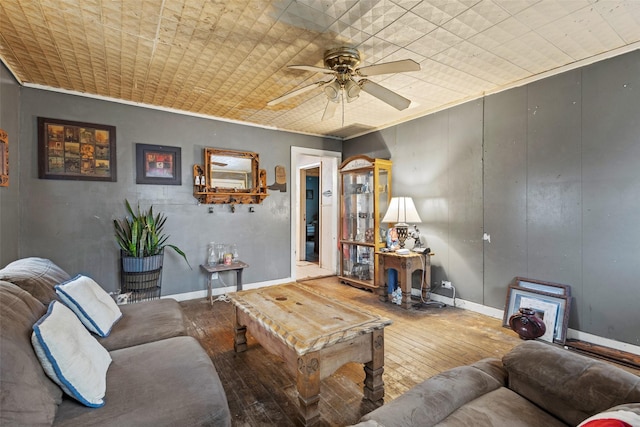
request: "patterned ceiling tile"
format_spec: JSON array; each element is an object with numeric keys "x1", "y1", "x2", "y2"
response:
[
  {"x1": 278, "y1": 1, "x2": 338, "y2": 33},
  {"x1": 376, "y1": 11, "x2": 437, "y2": 46},
  {"x1": 407, "y1": 26, "x2": 463, "y2": 57},
  {"x1": 467, "y1": 16, "x2": 529, "y2": 51},
  {"x1": 357, "y1": 36, "x2": 402, "y2": 64},
  {"x1": 410, "y1": 0, "x2": 476, "y2": 26},
  {"x1": 512, "y1": 0, "x2": 590, "y2": 31},
  {"x1": 442, "y1": 0, "x2": 510, "y2": 40},
  {"x1": 297, "y1": 0, "x2": 360, "y2": 20},
  {"x1": 341, "y1": 0, "x2": 407, "y2": 36},
  {"x1": 489, "y1": 30, "x2": 573, "y2": 74},
  {"x1": 536, "y1": 4, "x2": 626, "y2": 60},
  {"x1": 433, "y1": 41, "x2": 528, "y2": 85},
  {"x1": 591, "y1": 1, "x2": 640, "y2": 44},
  {"x1": 420, "y1": 58, "x2": 494, "y2": 93}
]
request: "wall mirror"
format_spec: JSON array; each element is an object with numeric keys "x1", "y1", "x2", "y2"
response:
[
  {"x1": 193, "y1": 147, "x2": 268, "y2": 205},
  {"x1": 208, "y1": 150, "x2": 254, "y2": 190}
]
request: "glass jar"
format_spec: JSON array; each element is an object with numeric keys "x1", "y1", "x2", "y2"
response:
[
  {"x1": 231, "y1": 244, "x2": 239, "y2": 261},
  {"x1": 216, "y1": 243, "x2": 225, "y2": 264},
  {"x1": 206, "y1": 242, "x2": 217, "y2": 266}
]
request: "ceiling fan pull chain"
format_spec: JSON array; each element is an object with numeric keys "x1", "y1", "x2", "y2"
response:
[{"x1": 341, "y1": 90, "x2": 345, "y2": 127}]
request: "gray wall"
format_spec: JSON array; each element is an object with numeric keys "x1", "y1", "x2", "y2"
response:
[
  {"x1": 346, "y1": 50, "x2": 640, "y2": 346},
  {"x1": 0, "y1": 64, "x2": 21, "y2": 265},
  {"x1": 10, "y1": 87, "x2": 340, "y2": 295}
]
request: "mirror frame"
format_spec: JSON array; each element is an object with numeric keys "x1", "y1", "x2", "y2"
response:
[{"x1": 193, "y1": 147, "x2": 268, "y2": 206}]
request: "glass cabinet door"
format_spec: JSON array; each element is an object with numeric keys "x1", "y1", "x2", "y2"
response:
[
  {"x1": 338, "y1": 156, "x2": 392, "y2": 290},
  {"x1": 341, "y1": 170, "x2": 374, "y2": 243}
]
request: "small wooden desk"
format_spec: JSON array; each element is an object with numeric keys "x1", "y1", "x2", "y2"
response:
[
  {"x1": 200, "y1": 261, "x2": 249, "y2": 305},
  {"x1": 376, "y1": 251, "x2": 440, "y2": 309}
]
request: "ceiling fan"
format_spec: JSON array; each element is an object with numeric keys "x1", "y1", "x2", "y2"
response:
[{"x1": 267, "y1": 47, "x2": 421, "y2": 121}]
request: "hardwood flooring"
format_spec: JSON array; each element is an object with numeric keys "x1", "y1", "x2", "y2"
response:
[{"x1": 179, "y1": 276, "x2": 636, "y2": 426}]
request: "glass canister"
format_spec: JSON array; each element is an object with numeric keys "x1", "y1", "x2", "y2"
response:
[
  {"x1": 231, "y1": 244, "x2": 239, "y2": 261},
  {"x1": 216, "y1": 243, "x2": 225, "y2": 264},
  {"x1": 206, "y1": 242, "x2": 217, "y2": 266}
]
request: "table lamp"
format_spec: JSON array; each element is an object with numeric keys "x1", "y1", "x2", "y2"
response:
[{"x1": 382, "y1": 197, "x2": 421, "y2": 248}]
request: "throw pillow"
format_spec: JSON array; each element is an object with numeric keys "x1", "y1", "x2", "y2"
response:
[
  {"x1": 32, "y1": 301, "x2": 112, "y2": 407},
  {"x1": 578, "y1": 409, "x2": 640, "y2": 427},
  {"x1": 55, "y1": 275, "x2": 122, "y2": 337}
]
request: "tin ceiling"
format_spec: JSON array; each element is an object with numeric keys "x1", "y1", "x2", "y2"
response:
[{"x1": 1, "y1": 0, "x2": 640, "y2": 140}]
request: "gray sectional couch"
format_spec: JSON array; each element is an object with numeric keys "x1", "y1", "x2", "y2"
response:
[
  {"x1": 353, "y1": 340, "x2": 640, "y2": 427},
  {"x1": 0, "y1": 257, "x2": 231, "y2": 426}
]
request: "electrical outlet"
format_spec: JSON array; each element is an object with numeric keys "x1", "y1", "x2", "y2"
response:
[{"x1": 441, "y1": 280, "x2": 452, "y2": 289}]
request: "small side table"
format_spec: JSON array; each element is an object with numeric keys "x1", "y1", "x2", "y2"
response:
[
  {"x1": 200, "y1": 261, "x2": 249, "y2": 305},
  {"x1": 376, "y1": 251, "x2": 442, "y2": 309}
]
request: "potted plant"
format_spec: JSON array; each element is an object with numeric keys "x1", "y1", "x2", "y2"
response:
[{"x1": 113, "y1": 200, "x2": 190, "y2": 301}]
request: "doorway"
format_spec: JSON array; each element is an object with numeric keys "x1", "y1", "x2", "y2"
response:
[
  {"x1": 291, "y1": 147, "x2": 341, "y2": 281},
  {"x1": 302, "y1": 167, "x2": 320, "y2": 263}
]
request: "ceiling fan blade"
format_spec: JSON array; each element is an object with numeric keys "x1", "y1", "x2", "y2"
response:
[
  {"x1": 322, "y1": 99, "x2": 339, "y2": 121},
  {"x1": 357, "y1": 59, "x2": 420, "y2": 76},
  {"x1": 360, "y1": 80, "x2": 412, "y2": 111},
  {"x1": 288, "y1": 65, "x2": 335, "y2": 74},
  {"x1": 267, "y1": 81, "x2": 325, "y2": 106}
]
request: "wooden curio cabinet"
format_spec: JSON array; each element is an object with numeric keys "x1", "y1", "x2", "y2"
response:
[{"x1": 338, "y1": 155, "x2": 392, "y2": 290}]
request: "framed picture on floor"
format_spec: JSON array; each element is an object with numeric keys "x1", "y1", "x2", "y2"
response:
[
  {"x1": 38, "y1": 117, "x2": 116, "y2": 181},
  {"x1": 136, "y1": 143, "x2": 181, "y2": 185},
  {"x1": 503, "y1": 282, "x2": 571, "y2": 344}
]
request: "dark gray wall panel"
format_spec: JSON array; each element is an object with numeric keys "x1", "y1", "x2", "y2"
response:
[
  {"x1": 0, "y1": 64, "x2": 21, "y2": 265},
  {"x1": 18, "y1": 88, "x2": 339, "y2": 295},
  {"x1": 526, "y1": 71, "x2": 583, "y2": 294},
  {"x1": 483, "y1": 87, "x2": 528, "y2": 307},
  {"x1": 446, "y1": 101, "x2": 484, "y2": 302},
  {"x1": 395, "y1": 111, "x2": 450, "y2": 289},
  {"x1": 581, "y1": 53, "x2": 640, "y2": 345}
]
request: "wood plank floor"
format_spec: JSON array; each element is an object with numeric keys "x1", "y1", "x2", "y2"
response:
[{"x1": 179, "y1": 276, "x2": 637, "y2": 426}]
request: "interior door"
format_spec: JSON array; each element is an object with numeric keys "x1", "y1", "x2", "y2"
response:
[{"x1": 299, "y1": 168, "x2": 308, "y2": 261}]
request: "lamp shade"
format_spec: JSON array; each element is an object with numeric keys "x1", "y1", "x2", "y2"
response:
[{"x1": 382, "y1": 197, "x2": 421, "y2": 225}]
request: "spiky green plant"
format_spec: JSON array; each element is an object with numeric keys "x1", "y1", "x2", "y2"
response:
[{"x1": 113, "y1": 199, "x2": 191, "y2": 268}]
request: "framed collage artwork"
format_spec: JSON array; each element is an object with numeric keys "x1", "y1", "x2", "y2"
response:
[{"x1": 38, "y1": 117, "x2": 116, "y2": 181}]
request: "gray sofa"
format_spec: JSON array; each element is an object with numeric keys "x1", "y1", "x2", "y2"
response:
[
  {"x1": 0, "y1": 257, "x2": 231, "y2": 426},
  {"x1": 353, "y1": 340, "x2": 640, "y2": 427}
]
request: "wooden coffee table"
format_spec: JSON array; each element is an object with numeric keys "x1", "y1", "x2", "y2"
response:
[{"x1": 227, "y1": 282, "x2": 392, "y2": 426}]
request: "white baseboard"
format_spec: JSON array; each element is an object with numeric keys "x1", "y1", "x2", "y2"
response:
[
  {"x1": 414, "y1": 289, "x2": 640, "y2": 356},
  {"x1": 170, "y1": 282, "x2": 640, "y2": 357},
  {"x1": 163, "y1": 277, "x2": 294, "y2": 302}
]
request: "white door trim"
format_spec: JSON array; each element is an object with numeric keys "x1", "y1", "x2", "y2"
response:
[{"x1": 291, "y1": 147, "x2": 341, "y2": 280}]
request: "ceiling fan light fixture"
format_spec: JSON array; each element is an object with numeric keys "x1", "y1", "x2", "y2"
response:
[
  {"x1": 323, "y1": 80, "x2": 341, "y2": 102},
  {"x1": 344, "y1": 79, "x2": 360, "y2": 102}
]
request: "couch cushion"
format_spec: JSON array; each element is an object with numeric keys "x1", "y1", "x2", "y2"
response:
[
  {"x1": 359, "y1": 362, "x2": 506, "y2": 426},
  {"x1": 0, "y1": 257, "x2": 71, "y2": 305},
  {"x1": 503, "y1": 341, "x2": 640, "y2": 426},
  {"x1": 32, "y1": 301, "x2": 112, "y2": 407},
  {"x1": 97, "y1": 298, "x2": 187, "y2": 351},
  {"x1": 437, "y1": 387, "x2": 567, "y2": 427},
  {"x1": 0, "y1": 281, "x2": 63, "y2": 426},
  {"x1": 53, "y1": 336, "x2": 232, "y2": 427},
  {"x1": 56, "y1": 275, "x2": 122, "y2": 337}
]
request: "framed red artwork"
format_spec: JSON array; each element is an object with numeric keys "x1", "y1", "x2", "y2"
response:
[{"x1": 136, "y1": 143, "x2": 181, "y2": 185}]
